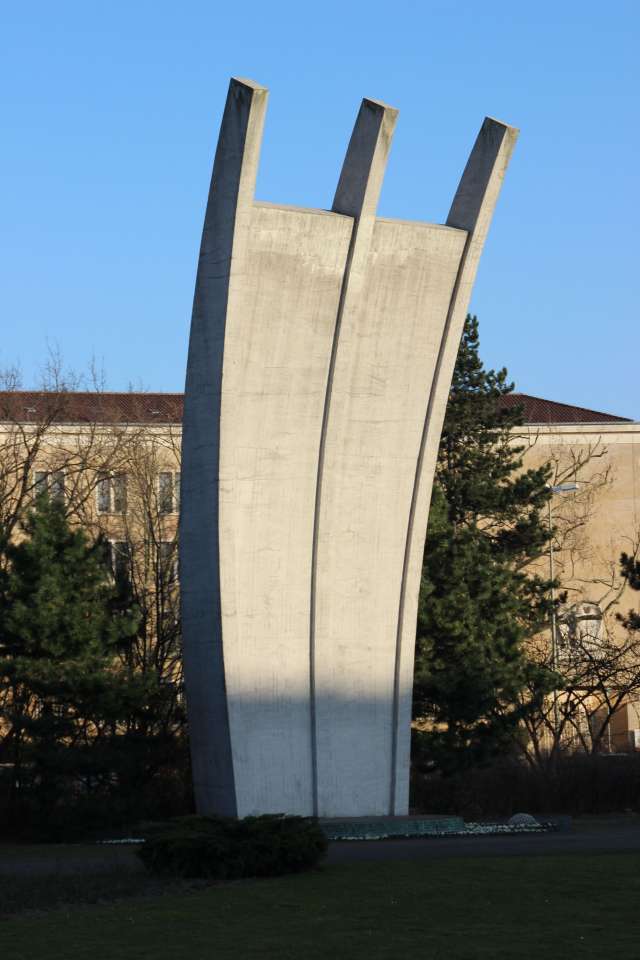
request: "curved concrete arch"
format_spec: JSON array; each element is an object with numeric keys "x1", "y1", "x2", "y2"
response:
[
  {"x1": 181, "y1": 78, "x2": 268, "y2": 816},
  {"x1": 390, "y1": 118, "x2": 520, "y2": 814},
  {"x1": 180, "y1": 78, "x2": 518, "y2": 818}
]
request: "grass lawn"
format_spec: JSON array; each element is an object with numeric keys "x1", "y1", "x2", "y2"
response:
[{"x1": 1, "y1": 852, "x2": 638, "y2": 960}]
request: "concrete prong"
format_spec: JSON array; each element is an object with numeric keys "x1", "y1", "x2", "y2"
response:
[
  {"x1": 446, "y1": 116, "x2": 519, "y2": 235},
  {"x1": 332, "y1": 98, "x2": 399, "y2": 220}
]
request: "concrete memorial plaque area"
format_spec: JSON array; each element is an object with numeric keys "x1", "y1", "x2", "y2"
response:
[{"x1": 180, "y1": 77, "x2": 517, "y2": 819}]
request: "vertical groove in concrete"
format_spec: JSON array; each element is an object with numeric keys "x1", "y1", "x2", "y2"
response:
[
  {"x1": 309, "y1": 98, "x2": 398, "y2": 816},
  {"x1": 388, "y1": 232, "x2": 471, "y2": 816},
  {"x1": 182, "y1": 81, "x2": 518, "y2": 818},
  {"x1": 389, "y1": 118, "x2": 519, "y2": 814},
  {"x1": 180, "y1": 77, "x2": 268, "y2": 816},
  {"x1": 308, "y1": 230, "x2": 352, "y2": 818}
]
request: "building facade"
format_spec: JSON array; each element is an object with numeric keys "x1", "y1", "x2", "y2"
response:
[
  {"x1": 510, "y1": 393, "x2": 640, "y2": 751},
  {"x1": 2, "y1": 388, "x2": 638, "y2": 752}
]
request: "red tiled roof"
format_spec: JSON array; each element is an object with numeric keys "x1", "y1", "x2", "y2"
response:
[
  {"x1": 0, "y1": 391, "x2": 184, "y2": 424},
  {"x1": 0, "y1": 390, "x2": 632, "y2": 426},
  {"x1": 500, "y1": 393, "x2": 632, "y2": 425}
]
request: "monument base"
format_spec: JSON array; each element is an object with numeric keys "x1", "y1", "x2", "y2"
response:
[{"x1": 320, "y1": 815, "x2": 464, "y2": 841}]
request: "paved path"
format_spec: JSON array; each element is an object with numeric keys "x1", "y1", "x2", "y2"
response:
[
  {"x1": 2, "y1": 819, "x2": 640, "y2": 876},
  {"x1": 327, "y1": 822, "x2": 640, "y2": 863},
  {"x1": 0, "y1": 844, "x2": 144, "y2": 877}
]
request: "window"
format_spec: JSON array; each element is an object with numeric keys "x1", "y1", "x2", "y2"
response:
[
  {"x1": 97, "y1": 474, "x2": 127, "y2": 514},
  {"x1": 49, "y1": 471, "x2": 65, "y2": 503},
  {"x1": 112, "y1": 475, "x2": 127, "y2": 514},
  {"x1": 558, "y1": 601, "x2": 604, "y2": 661},
  {"x1": 97, "y1": 474, "x2": 110, "y2": 513},
  {"x1": 158, "y1": 472, "x2": 180, "y2": 514},
  {"x1": 33, "y1": 470, "x2": 65, "y2": 503},
  {"x1": 110, "y1": 541, "x2": 131, "y2": 583},
  {"x1": 158, "y1": 540, "x2": 178, "y2": 583},
  {"x1": 34, "y1": 470, "x2": 48, "y2": 496}
]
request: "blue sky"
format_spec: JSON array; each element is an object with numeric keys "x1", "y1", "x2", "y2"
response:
[{"x1": 2, "y1": 1, "x2": 638, "y2": 417}]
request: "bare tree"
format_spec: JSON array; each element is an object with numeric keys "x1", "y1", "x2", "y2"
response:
[
  {"x1": 521, "y1": 534, "x2": 640, "y2": 766},
  {"x1": 0, "y1": 358, "x2": 140, "y2": 567},
  {"x1": 0, "y1": 362, "x2": 187, "y2": 808},
  {"x1": 80, "y1": 422, "x2": 186, "y2": 787}
]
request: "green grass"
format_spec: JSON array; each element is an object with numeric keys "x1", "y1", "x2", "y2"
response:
[
  {"x1": 1, "y1": 853, "x2": 639, "y2": 960},
  {"x1": 0, "y1": 870, "x2": 190, "y2": 918}
]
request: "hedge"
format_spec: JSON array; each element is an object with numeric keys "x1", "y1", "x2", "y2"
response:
[{"x1": 137, "y1": 813, "x2": 328, "y2": 880}]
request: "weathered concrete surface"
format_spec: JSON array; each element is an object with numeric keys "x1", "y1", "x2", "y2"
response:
[
  {"x1": 390, "y1": 118, "x2": 519, "y2": 815},
  {"x1": 314, "y1": 218, "x2": 467, "y2": 817},
  {"x1": 180, "y1": 77, "x2": 518, "y2": 818},
  {"x1": 181, "y1": 78, "x2": 268, "y2": 816},
  {"x1": 219, "y1": 201, "x2": 353, "y2": 816}
]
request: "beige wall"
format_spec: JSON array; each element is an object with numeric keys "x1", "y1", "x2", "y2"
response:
[
  {"x1": 6, "y1": 412, "x2": 639, "y2": 754},
  {"x1": 11, "y1": 414, "x2": 637, "y2": 610},
  {"x1": 521, "y1": 422, "x2": 640, "y2": 613},
  {"x1": 521, "y1": 421, "x2": 640, "y2": 749},
  {"x1": 0, "y1": 419, "x2": 181, "y2": 557}
]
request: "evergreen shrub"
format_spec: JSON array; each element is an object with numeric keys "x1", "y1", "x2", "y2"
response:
[{"x1": 137, "y1": 814, "x2": 328, "y2": 880}]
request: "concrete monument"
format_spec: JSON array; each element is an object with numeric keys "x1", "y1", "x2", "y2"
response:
[{"x1": 180, "y1": 77, "x2": 518, "y2": 818}]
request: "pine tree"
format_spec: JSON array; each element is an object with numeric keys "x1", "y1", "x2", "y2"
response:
[
  {"x1": 0, "y1": 494, "x2": 139, "y2": 814},
  {"x1": 618, "y1": 551, "x2": 640, "y2": 632},
  {"x1": 413, "y1": 316, "x2": 557, "y2": 773}
]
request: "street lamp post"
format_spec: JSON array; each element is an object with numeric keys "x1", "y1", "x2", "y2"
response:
[{"x1": 547, "y1": 482, "x2": 578, "y2": 743}]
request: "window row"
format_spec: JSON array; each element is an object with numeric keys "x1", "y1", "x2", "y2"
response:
[
  {"x1": 110, "y1": 540, "x2": 178, "y2": 582},
  {"x1": 34, "y1": 470, "x2": 65, "y2": 502},
  {"x1": 32, "y1": 470, "x2": 181, "y2": 515}
]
